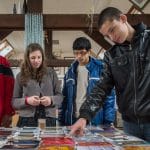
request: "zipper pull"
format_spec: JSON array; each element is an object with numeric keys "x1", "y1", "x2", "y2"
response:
[{"x1": 129, "y1": 44, "x2": 132, "y2": 51}]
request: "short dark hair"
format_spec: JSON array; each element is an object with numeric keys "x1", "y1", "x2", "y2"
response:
[
  {"x1": 98, "y1": 7, "x2": 123, "y2": 30},
  {"x1": 73, "y1": 37, "x2": 91, "y2": 51}
]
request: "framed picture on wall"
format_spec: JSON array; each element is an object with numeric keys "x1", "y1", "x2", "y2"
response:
[{"x1": 130, "y1": 0, "x2": 150, "y2": 9}]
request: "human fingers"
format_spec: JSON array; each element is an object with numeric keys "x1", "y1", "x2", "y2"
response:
[
  {"x1": 27, "y1": 96, "x2": 40, "y2": 106},
  {"x1": 69, "y1": 118, "x2": 86, "y2": 136},
  {"x1": 40, "y1": 97, "x2": 51, "y2": 106}
]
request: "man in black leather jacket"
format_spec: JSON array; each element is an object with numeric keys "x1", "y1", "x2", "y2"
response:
[{"x1": 69, "y1": 7, "x2": 150, "y2": 142}]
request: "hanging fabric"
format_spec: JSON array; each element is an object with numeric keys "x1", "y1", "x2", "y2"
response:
[{"x1": 25, "y1": 13, "x2": 44, "y2": 48}]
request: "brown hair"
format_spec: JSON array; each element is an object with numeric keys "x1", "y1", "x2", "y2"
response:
[
  {"x1": 98, "y1": 7, "x2": 123, "y2": 30},
  {"x1": 20, "y1": 43, "x2": 47, "y2": 86}
]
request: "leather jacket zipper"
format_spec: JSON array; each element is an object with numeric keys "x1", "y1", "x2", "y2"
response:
[{"x1": 131, "y1": 44, "x2": 140, "y2": 124}]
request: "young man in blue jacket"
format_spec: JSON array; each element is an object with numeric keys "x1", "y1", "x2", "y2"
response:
[
  {"x1": 69, "y1": 7, "x2": 150, "y2": 142},
  {"x1": 59, "y1": 37, "x2": 116, "y2": 126}
]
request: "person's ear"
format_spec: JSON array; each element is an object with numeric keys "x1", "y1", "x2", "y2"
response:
[{"x1": 120, "y1": 14, "x2": 127, "y2": 23}]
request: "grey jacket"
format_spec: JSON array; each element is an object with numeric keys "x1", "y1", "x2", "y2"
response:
[{"x1": 12, "y1": 68, "x2": 63, "y2": 118}]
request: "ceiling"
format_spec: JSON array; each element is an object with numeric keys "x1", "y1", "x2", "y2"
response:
[{"x1": 0, "y1": 0, "x2": 150, "y2": 59}]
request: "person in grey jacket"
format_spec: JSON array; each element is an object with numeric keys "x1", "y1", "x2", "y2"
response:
[{"x1": 12, "y1": 43, "x2": 63, "y2": 127}]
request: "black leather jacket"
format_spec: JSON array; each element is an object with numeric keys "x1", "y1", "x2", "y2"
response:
[{"x1": 79, "y1": 23, "x2": 150, "y2": 123}]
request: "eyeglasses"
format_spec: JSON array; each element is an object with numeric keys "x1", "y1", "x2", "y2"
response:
[{"x1": 73, "y1": 50, "x2": 88, "y2": 56}]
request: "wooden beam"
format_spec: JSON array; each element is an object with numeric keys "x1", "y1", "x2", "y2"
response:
[
  {"x1": 0, "y1": 14, "x2": 88, "y2": 30},
  {"x1": 127, "y1": 14, "x2": 150, "y2": 25},
  {"x1": 0, "y1": 15, "x2": 24, "y2": 30},
  {"x1": 96, "y1": 47, "x2": 104, "y2": 58},
  {"x1": 0, "y1": 30, "x2": 13, "y2": 40},
  {"x1": 8, "y1": 59, "x2": 22, "y2": 67},
  {"x1": 0, "y1": 14, "x2": 149, "y2": 30},
  {"x1": 46, "y1": 59, "x2": 73, "y2": 67},
  {"x1": 127, "y1": 5, "x2": 144, "y2": 14},
  {"x1": 43, "y1": 14, "x2": 89, "y2": 30},
  {"x1": 2, "y1": 13, "x2": 150, "y2": 67},
  {"x1": 9, "y1": 58, "x2": 73, "y2": 67},
  {"x1": 45, "y1": 30, "x2": 54, "y2": 59},
  {"x1": 27, "y1": 0, "x2": 42, "y2": 13},
  {"x1": 84, "y1": 29, "x2": 111, "y2": 50}
]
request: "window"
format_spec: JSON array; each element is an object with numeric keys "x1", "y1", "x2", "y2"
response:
[{"x1": 0, "y1": 40, "x2": 14, "y2": 58}]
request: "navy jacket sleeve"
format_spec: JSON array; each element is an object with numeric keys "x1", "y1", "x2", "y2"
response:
[
  {"x1": 103, "y1": 89, "x2": 116, "y2": 124},
  {"x1": 59, "y1": 74, "x2": 67, "y2": 125}
]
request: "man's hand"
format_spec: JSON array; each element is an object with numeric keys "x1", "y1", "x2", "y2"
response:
[
  {"x1": 40, "y1": 96, "x2": 52, "y2": 107},
  {"x1": 1, "y1": 115, "x2": 12, "y2": 127},
  {"x1": 69, "y1": 118, "x2": 87, "y2": 136}
]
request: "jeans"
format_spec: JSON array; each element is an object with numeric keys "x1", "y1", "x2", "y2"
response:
[{"x1": 123, "y1": 121, "x2": 150, "y2": 142}]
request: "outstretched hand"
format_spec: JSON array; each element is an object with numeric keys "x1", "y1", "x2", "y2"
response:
[{"x1": 68, "y1": 118, "x2": 87, "y2": 136}]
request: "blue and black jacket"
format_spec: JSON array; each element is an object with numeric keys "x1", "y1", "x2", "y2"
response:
[{"x1": 59, "y1": 56, "x2": 116, "y2": 126}]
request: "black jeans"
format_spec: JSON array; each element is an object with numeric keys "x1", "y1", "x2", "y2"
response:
[
  {"x1": 123, "y1": 121, "x2": 150, "y2": 142},
  {"x1": 17, "y1": 116, "x2": 56, "y2": 127}
]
